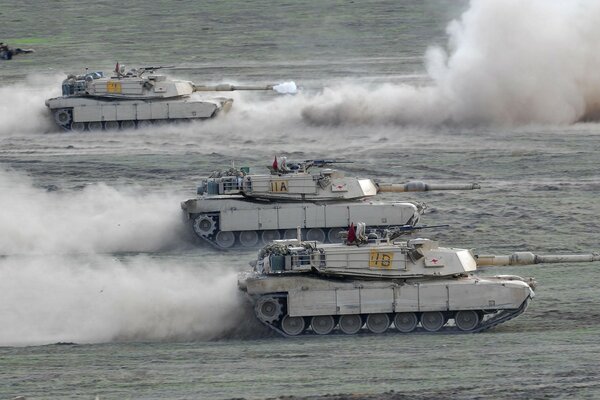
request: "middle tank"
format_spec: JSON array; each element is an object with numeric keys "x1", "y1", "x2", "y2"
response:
[{"x1": 181, "y1": 157, "x2": 480, "y2": 249}]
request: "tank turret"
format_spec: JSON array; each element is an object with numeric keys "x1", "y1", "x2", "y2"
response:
[
  {"x1": 181, "y1": 158, "x2": 479, "y2": 249},
  {"x1": 237, "y1": 232, "x2": 598, "y2": 336},
  {"x1": 193, "y1": 158, "x2": 480, "y2": 201},
  {"x1": 45, "y1": 64, "x2": 295, "y2": 131}
]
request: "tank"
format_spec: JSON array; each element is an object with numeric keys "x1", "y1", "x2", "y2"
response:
[
  {"x1": 181, "y1": 158, "x2": 480, "y2": 249},
  {"x1": 238, "y1": 229, "x2": 600, "y2": 336},
  {"x1": 45, "y1": 64, "x2": 295, "y2": 131}
]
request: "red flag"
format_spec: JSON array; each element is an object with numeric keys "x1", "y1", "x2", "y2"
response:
[
  {"x1": 272, "y1": 156, "x2": 278, "y2": 171},
  {"x1": 347, "y1": 222, "x2": 356, "y2": 244}
]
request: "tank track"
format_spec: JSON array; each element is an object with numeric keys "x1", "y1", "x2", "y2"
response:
[
  {"x1": 253, "y1": 294, "x2": 532, "y2": 337},
  {"x1": 194, "y1": 227, "x2": 345, "y2": 250},
  {"x1": 52, "y1": 108, "x2": 208, "y2": 131},
  {"x1": 191, "y1": 213, "x2": 348, "y2": 250},
  {"x1": 190, "y1": 213, "x2": 419, "y2": 250}
]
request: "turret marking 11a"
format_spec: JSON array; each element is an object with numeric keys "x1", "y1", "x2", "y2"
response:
[{"x1": 269, "y1": 180, "x2": 289, "y2": 193}]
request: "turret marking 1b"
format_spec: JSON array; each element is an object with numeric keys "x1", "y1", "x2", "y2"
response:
[
  {"x1": 270, "y1": 180, "x2": 289, "y2": 193},
  {"x1": 369, "y1": 250, "x2": 394, "y2": 269}
]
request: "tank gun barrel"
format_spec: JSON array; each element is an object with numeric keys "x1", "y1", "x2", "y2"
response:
[
  {"x1": 476, "y1": 252, "x2": 600, "y2": 266},
  {"x1": 193, "y1": 83, "x2": 275, "y2": 91},
  {"x1": 377, "y1": 181, "x2": 481, "y2": 193},
  {"x1": 140, "y1": 65, "x2": 174, "y2": 71},
  {"x1": 137, "y1": 65, "x2": 175, "y2": 76},
  {"x1": 193, "y1": 81, "x2": 297, "y2": 94},
  {"x1": 305, "y1": 159, "x2": 352, "y2": 168}
]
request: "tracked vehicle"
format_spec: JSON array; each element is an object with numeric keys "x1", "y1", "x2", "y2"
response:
[
  {"x1": 238, "y1": 227, "x2": 599, "y2": 336},
  {"x1": 181, "y1": 158, "x2": 480, "y2": 249},
  {"x1": 45, "y1": 64, "x2": 295, "y2": 131}
]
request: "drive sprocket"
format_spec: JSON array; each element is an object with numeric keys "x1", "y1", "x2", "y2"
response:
[
  {"x1": 192, "y1": 214, "x2": 218, "y2": 238},
  {"x1": 255, "y1": 296, "x2": 283, "y2": 324}
]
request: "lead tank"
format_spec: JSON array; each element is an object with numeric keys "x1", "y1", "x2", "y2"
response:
[
  {"x1": 181, "y1": 158, "x2": 480, "y2": 249},
  {"x1": 238, "y1": 229, "x2": 600, "y2": 336},
  {"x1": 45, "y1": 64, "x2": 295, "y2": 131}
]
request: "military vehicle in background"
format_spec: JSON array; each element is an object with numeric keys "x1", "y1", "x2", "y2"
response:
[
  {"x1": 0, "y1": 42, "x2": 34, "y2": 60},
  {"x1": 238, "y1": 226, "x2": 600, "y2": 336},
  {"x1": 45, "y1": 64, "x2": 296, "y2": 131},
  {"x1": 181, "y1": 158, "x2": 480, "y2": 249}
]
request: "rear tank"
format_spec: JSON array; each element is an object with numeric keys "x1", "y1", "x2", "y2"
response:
[
  {"x1": 181, "y1": 158, "x2": 480, "y2": 249},
  {"x1": 45, "y1": 64, "x2": 293, "y2": 131},
  {"x1": 238, "y1": 231, "x2": 600, "y2": 336}
]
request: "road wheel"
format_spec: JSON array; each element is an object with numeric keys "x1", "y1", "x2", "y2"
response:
[
  {"x1": 311, "y1": 315, "x2": 335, "y2": 335},
  {"x1": 420, "y1": 311, "x2": 445, "y2": 332},
  {"x1": 339, "y1": 315, "x2": 362, "y2": 335},
  {"x1": 306, "y1": 228, "x2": 326, "y2": 242},
  {"x1": 239, "y1": 231, "x2": 259, "y2": 247},
  {"x1": 455, "y1": 310, "x2": 480, "y2": 332},
  {"x1": 394, "y1": 312, "x2": 418, "y2": 333},
  {"x1": 366, "y1": 314, "x2": 390, "y2": 334},
  {"x1": 261, "y1": 230, "x2": 281, "y2": 244},
  {"x1": 88, "y1": 121, "x2": 103, "y2": 130},
  {"x1": 281, "y1": 315, "x2": 305, "y2": 336},
  {"x1": 214, "y1": 231, "x2": 235, "y2": 248}
]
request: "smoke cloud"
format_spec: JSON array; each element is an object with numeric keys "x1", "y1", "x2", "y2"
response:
[{"x1": 302, "y1": 0, "x2": 600, "y2": 126}]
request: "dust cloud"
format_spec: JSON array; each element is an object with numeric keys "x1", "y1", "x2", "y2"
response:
[
  {"x1": 0, "y1": 169, "x2": 187, "y2": 255},
  {"x1": 0, "y1": 169, "x2": 259, "y2": 346},
  {"x1": 0, "y1": 255, "x2": 251, "y2": 346},
  {"x1": 302, "y1": 0, "x2": 600, "y2": 126},
  {"x1": 0, "y1": 74, "x2": 62, "y2": 135}
]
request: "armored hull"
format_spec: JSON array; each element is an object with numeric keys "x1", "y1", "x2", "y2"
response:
[
  {"x1": 238, "y1": 236, "x2": 599, "y2": 336},
  {"x1": 46, "y1": 95, "x2": 231, "y2": 131},
  {"x1": 182, "y1": 196, "x2": 421, "y2": 248},
  {"x1": 242, "y1": 273, "x2": 532, "y2": 336}
]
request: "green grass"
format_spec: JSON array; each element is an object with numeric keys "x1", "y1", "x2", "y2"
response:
[{"x1": 6, "y1": 37, "x2": 52, "y2": 45}]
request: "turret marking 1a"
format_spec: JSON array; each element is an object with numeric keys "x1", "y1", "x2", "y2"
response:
[
  {"x1": 269, "y1": 180, "x2": 289, "y2": 193},
  {"x1": 369, "y1": 250, "x2": 394, "y2": 269},
  {"x1": 107, "y1": 81, "x2": 122, "y2": 93}
]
